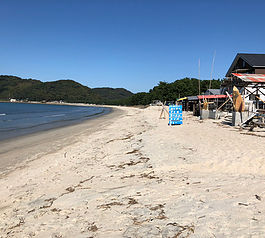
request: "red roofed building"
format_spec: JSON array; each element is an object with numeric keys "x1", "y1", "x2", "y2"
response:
[{"x1": 222, "y1": 53, "x2": 265, "y2": 109}]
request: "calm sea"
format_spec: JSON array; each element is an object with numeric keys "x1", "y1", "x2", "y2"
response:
[{"x1": 0, "y1": 102, "x2": 110, "y2": 141}]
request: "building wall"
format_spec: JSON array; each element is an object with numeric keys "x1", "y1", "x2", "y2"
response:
[
  {"x1": 221, "y1": 85, "x2": 265, "y2": 109},
  {"x1": 232, "y1": 58, "x2": 254, "y2": 74},
  {"x1": 255, "y1": 68, "x2": 265, "y2": 74},
  {"x1": 244, "y1": 87, "x2": 265, "y2": 109}
]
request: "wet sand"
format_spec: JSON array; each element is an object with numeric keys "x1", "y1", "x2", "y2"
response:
[{"x1": 0, "y1": 107, "x2": 122, "y2": 177}]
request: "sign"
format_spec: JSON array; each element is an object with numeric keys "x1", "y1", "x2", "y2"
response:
[{"x1": 169, "y1": 105, "x2": 183, "y2": 125}]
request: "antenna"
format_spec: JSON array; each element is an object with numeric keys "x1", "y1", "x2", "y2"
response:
[
  {"x1": 198, "y1": 58, "x2": 201, "y2": 95},
  {"x1": 209, "y1": 50, "x2": 216, "y2": 89}
]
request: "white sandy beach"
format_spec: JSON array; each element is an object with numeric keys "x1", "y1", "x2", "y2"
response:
[{"x1": 1, "y1": 105, "x2": 265, "y2": 238}]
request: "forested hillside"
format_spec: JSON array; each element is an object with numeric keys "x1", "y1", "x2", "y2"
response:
[
  {"x1": 125, "y1": 78, "x2": 222, "y2": 105},
  {"x1": 91, "y1": 87, "x2": 133, "y2": 104},
  {"x1": 0, "y1": 76, "x2": 132, "y2": 104},
  {"x1": 0, "y1": 75, "x2": 222, "y2": 105}
]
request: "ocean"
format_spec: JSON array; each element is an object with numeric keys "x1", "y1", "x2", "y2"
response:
[{"x1": 0, "y1": 102, "x2": 110, "y2": 141}]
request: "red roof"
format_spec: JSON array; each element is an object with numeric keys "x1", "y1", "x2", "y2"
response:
[
  {"x1": 197, "y1": 95, "x2": 228, "y2": 100},
  {"x1": 232, "y1": 73, "x2": 265, "y2": 83}
]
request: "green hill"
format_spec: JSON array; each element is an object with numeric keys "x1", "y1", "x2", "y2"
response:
[
  {"x1": 91, "y1": 87, "x2": 133, "y2": 104},
  {"x1": 125, "y1": 78, "x2": 223, "y2": 105},
  {"x1": 0, "y1": 75, "x2": 132, "y2": 104},
  {"x1": 0, "y1": 75, "x2": 223, "y2": 106}
]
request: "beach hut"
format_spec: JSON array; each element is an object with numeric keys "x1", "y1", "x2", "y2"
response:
[
  {"x1": 226, "y1": 53, "x2": 265, "y2": 77},
  {"x1": 204, "y1": 89, "x2": 221, "y2": 95},
  {"x1": 223, "y1": 53, "x2": 265, "y2": 110},
  {"x1": 220, "y1": 53, "x2": 265, "y2": 125}
]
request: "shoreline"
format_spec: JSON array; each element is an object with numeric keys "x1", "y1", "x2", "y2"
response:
[
  {"x1": 1, "y1": 106, "x2": 265, "y2": 237},
  {"x1": 0, "y1": 102, "x2": 111, "y2": 141},
  {"x1": 0, "y1": 100, "x2": 105, "y2": 108},
  {"x1": 0, "y1": 106, "x2": 123, "y2": 177}
]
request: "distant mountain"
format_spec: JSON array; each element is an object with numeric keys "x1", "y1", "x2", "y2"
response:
[
  {"x1": 0, "y1": 75, "x2": 133, "y2": 104},
  {"x1": 0, "y1": 75, "x2": 222, "y2": 106},
  {"x1": 91, "y1": 87, "x2": 133, "y2": 103}
]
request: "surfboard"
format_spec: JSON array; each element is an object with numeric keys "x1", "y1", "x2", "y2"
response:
[{"x1": 233, "y1": 86, "x2": 245, "y2": 112}]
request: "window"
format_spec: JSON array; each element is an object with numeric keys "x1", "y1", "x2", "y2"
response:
[{"x1": 249, "y1": 94, "x2": 259, "y2": 101}]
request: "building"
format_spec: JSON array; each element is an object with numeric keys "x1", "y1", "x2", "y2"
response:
[
  {"x1": 226, "y1": 53, "x2": 265, "y2": 77},
  {"x1": 222, "y1": 53, "x2": 265, "y2": 109},
  {"x1": 204, "y1": 89, "x2": 221, "y2": 95}
]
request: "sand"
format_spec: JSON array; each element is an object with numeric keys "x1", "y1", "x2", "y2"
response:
[
  {"x1": 0, "y1": 107, "x2": 121, "y2": 176},
  {"x1": 0, "y1": 106, "x2": 265, "y2": 237}
]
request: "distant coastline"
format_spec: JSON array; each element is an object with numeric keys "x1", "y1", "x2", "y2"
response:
[
  {"x1": 0, "y1": 102, "x2": 112, "y2": 142},
  {"x1": 0, "y1": 75, "x2": 133, "y2": 105},
  {"x1": 0, "y1": 99, "x2": 97, "y2": 106}
]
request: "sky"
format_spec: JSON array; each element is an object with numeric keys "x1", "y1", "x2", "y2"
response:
[{"x1": 1, "y1": 0, "x2": 265, "y2": 93}]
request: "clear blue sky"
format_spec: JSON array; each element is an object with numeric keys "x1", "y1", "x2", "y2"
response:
[{"x1": 1, "y1": 0, "x2": 265, "y2": 93}]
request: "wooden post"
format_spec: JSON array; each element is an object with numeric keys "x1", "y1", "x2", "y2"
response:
[
  {"x1": 198, "y1": 58, "x2": 201, "y2": 95},
  {"x1": 226, "y1": 91, "x2": 235, "y2": 110},
  {"x1": 159, "y1": 103, "x2": 169, "y2": 119},
  {"x1": 216, "y1": 98, "x2": 230, "y2": 111}
]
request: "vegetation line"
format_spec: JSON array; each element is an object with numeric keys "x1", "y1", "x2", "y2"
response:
[{"x1": 0, "y1": 75, "x2": 222, "y2": 106}]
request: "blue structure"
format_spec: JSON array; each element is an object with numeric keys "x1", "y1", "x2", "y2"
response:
[{"x1": 169, "y1": 105, "x2": 183, "y2": 125}]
